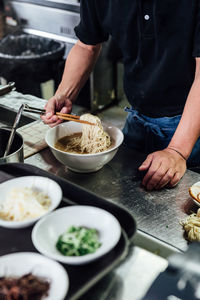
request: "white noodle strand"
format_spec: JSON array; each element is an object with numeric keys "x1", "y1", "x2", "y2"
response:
[{"x1": 64, "y1": 114, "x2": 111, "y2": 154}]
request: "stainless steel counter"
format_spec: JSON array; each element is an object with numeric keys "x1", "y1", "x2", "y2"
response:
[
  {"x1": 26, "y1": 144, "x2": 200, "y2": 253},
  {"x1": 1, "y1": 90, "x2": 199, "y2": 299}
]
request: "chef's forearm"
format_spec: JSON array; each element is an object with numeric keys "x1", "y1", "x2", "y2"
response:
[
  {"x1": 168, "y1": 58, "x2": 200, "y2": 159},
  {"x1": 56, "y1": 40, "x2": 101, "y2": 102}
]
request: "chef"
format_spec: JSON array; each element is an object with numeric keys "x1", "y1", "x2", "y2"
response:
[{"x1": 42, "y1": 1, "x2": 200, "y2": 190}]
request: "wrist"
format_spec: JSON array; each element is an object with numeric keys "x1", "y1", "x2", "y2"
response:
[
  {"x1": 166, "y1": 146, "x2": 187, "y2": 161},
  {"x1": 57, "y1": 83, "x2": 80, "y2": 103},
  {"x1": 168, "y1": 141, "x2": 191, "y2": 160}
]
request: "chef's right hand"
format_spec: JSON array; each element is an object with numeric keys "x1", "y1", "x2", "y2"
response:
[{"x1": 41, "y1": 94, "x2": 72, "y2": 127}]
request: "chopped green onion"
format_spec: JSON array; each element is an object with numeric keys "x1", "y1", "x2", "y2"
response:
[{"x1": 56, "y1": 226, "x2": 101, "y2": 256}]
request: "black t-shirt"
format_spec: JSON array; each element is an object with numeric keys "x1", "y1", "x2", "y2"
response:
[{"x1": 75, "y1": 0, "x2": 200, "y2": 117}]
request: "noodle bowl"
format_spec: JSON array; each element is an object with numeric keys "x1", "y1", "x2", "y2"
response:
[{"x1": 45, "y1": 119, "x2": 124, "y2": 173}]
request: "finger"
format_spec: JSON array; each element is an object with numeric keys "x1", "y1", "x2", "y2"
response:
[
  {"x1": 41, "y1": 116, "x2": 54, "y2": 125},
  {"x1": 142, "y1": 160, "x2": 162, "y2": 187},
  {"x1": 45, "y1": 98, "x2": 56, "y2": 115},
  {"x1": 60, "y1": 106, "x2": 69, "y2": 114},
  {"x1": 60, "y1": 105, "x2": 72, "y2": 115},
  {"x1": 49, "y1": 119, "x2": 63, "y2": 128},
  {"x1": 139, "y1": 155, "x2": 153, "y2": 171},
  {"x1": 168, "y1": 172, "x2": 181, "y2": 188},
  {"x1": 145, "y1": 163, "x2": 168, "y2": 190},
  {"x1": 41, "y1": 115, "x2": 59, "y2": 125},
  {"x1": 45, "y1": 112, "x2": 53, "y2": 120},
  {"x1": 57, "y1": 99, "x2": 72, "y2": 114},
  {"x1": 65, "y1": 99, "x2": 72, "y2": 112},
  {"x1": 154, "y1": 168, "x2": 175, "y2": 190}
]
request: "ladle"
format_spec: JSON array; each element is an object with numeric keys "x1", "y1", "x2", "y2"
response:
[{"x1": 3, "y1": 104, "x2": 24, "y2": 157}]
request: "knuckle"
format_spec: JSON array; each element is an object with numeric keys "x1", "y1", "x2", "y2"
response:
[
  {"x1": 167, "y1": 168, "x2": 174, "y2": 176},
  {"x1": 169, "y1": 180, "x2": 178, "y2": 187},
  {"x1": 149, "y1": 177, "x2": 158, "y2": 186},
  {"x1": 167, "y1": 173, "x2": 174, "y2": 180},
  {"x1": 169, "y1": 175, "x2": 180, "y2": 187},
  {"x1": 146, "y1": 154, "x2": 152, "y2": 161},
  {"x1": 147, "y1": 184, "x2": 154, "y2": 190},
  {"x1": 150, "y1": 168, "x2": 157, "y2": 175},
  {"x1": 157, "y1": 170, "x2": 165, "y2": 177},
  {"x1": 149, "y1": 178, "x2": 157, "y2": 186}
]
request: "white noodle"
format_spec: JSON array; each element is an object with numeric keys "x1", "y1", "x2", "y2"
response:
[
  {"x1": 64, "y1": 113, "x2": 111, "y2": 154},
  {"x1": 0, "y1": 187, "x2": 51, "y2": 221},
  {"x1": 180, "y1": 208, "x2": 200, "y2": 241}
]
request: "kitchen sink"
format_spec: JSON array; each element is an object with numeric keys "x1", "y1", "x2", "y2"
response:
[{"x1": 0, "y1": 105, "x2": 37, "y2": 128}]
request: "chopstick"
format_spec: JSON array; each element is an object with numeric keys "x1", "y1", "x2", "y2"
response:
[
  {"x1": 56, "y1": 112, "x2": 80, "y2": 119},
  {"x1": 57, "y1": 115, "x2": 95, "y2": 126},
  {"x1": 23, "y1": 104, "x2": 95, "y2": 125}
]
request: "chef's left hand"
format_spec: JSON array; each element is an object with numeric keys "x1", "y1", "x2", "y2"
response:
[{"x1": 138, "y1": 148, "x2": 187, "y2": 190}]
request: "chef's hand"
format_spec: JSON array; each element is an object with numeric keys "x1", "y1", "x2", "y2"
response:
[
  {"x1": 138, "y1": 148, "x2": 187, "y2": 190},
  {"x1": 41, "y1": 94, "x2": 72, "y2": 127}
]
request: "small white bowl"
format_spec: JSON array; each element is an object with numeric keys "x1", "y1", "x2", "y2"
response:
[
  {"x1": 45, "y1": 121, "x2": 124, "y2": 173},
  {"x1": 0, "y1": 176, "x2": 62, "y2": 228},
  {"x1": 189, "y1": 181, "x2": 200, "y2": 207},
  {"x1": 0, "y1": 252, "x2": 69, "y2": 300},
  {"x1": 32, "y1": 205, "x2": 121, "y2": 265}
]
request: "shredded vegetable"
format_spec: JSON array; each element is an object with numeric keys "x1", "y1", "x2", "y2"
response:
[{"x1": 0, "y1": 187, "x2": 51, "y2": 221}]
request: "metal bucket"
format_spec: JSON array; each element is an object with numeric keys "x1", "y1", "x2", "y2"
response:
[{"x1": 0, "y1": 127, "x2": 24, "y2": 164}]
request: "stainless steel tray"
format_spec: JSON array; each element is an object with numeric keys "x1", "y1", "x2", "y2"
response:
[{"x1": 0, "y1": 163, "x2": 136, "y2": 300}]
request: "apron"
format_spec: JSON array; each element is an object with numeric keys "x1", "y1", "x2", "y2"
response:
[{"x1": 122, "y1": 107, "x2": 200, "y2": 168}]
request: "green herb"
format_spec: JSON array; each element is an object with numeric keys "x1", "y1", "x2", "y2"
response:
[{"x1": 56, "y1": 226, "x2": 101, "y2": 256}]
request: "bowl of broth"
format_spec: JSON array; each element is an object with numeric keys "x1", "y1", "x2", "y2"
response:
[{"x1": 45, "y1": 120, "x2": 124, "y2": 173}]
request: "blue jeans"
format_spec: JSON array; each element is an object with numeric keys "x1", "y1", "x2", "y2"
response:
[{"x1": 122, "y1": 107, "x2": 200, "y2": 168}]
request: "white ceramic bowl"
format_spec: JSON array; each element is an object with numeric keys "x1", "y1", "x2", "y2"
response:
[
  {"x1": 0, "y1": 252, "x2": 69, "y2": 300},
  {"x1": 45, "y1": 121, "x2": 124, "y2": 173},
  {"x1": 0, "y1": 176, "x2": 62, "y2": 228},
  {"x1": 32, "y1": 205, "x2": 121, "y2": 265},
  {"x1": 189, "y1": 181, "x2": 200, "y2": 207}
]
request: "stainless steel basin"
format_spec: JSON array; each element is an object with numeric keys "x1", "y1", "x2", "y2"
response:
[
  {"x1": 0, "y1": 105, "x2": 37, "y2": 163},
  {"x1": 0, "y1": 128, "x2": 24, "y2": 163},
  {"x1": 0, "y1": 105, "x2": 36, "y2": 128}
]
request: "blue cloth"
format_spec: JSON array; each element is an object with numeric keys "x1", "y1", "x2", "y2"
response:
[{"x1": 122, "y1": 107, "x2": 200, "y2": 167}]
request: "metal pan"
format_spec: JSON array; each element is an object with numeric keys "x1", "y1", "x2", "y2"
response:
[{"x1": 0, "y1": 127, "x2": 24, "y2": 164}]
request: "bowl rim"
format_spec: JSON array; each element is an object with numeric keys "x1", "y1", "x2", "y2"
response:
[
  {"x1": 32, "y1": 205, "x2": 122, "y2": 265},
  {"x1": 45, "y1": 122, "x2": 124, "y2": 157},
  {"x1": 0, "y1": 251, "x2": 69, "y2": 300},
  {"x1": 189, "y1": 181, "x2": 200, "y2": 207}
]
